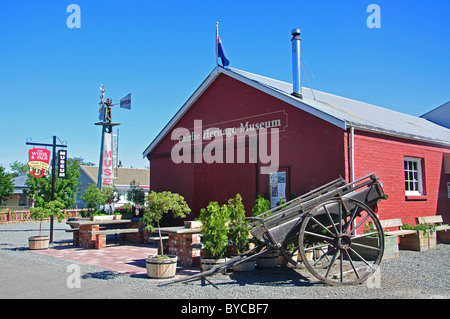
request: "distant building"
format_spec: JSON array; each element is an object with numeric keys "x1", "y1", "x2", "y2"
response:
[
  {"x1": 2, "y1": 174, "x2": 32, "y2": 210},
  {"x1": 76, "y1": 165, "x2": 150, "y2": 208}
]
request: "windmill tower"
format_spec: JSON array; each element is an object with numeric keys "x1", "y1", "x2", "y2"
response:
[{"x1": 95, "y1": 85, "x2": 131, "y2": 188}]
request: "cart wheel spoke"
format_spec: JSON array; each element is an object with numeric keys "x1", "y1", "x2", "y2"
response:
[{"x1": 298, "y1": 198, "x2": 384, "y2": 286}]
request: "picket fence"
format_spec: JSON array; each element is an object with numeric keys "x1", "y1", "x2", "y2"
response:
[{"x1": 0, "y1": 208, "x2": 89, "y2": 224}]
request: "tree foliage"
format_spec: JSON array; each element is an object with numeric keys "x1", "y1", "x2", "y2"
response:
[
  {"x1": 199, "y1": 201, "x2": 230, "y2": 259},
  {"x1": 227, "y1": 194, "x2": 249, "y2": 254},
  {"x1": 24, "y1": 158, "x2": 80, "y2": 208},
  {"x1": 0, "y1": 165, "x2": 14, "y2": 205},
  {"x1": 126, "y1": 180, "x2": 145, "y2": 207},
  {"x1": 30, "y1": 199, "x2": 65, "y2": 236},
  {"x1": 81, "y1": 184, "x2": 106, "y2": 212},
  {"x1": 141, "y1": 191, "x2": 191, "y2": 256},
  {"x1": 9, "y1": 161, "x2": 28, "y2": 176}
]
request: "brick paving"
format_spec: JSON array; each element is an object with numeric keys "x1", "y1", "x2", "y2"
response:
[{"x1": 34, "y1": 243, "x2": 157, "y2": 275}]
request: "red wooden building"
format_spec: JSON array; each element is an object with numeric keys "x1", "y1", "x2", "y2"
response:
[{"x1": 143, "y1": 66, "x2": 450, "y2": 225}]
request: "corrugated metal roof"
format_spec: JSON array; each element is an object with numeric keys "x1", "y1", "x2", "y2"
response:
[
  {"x1": 143, "y1": 66, "x2": 450, "y2": 158},
  {"x1": 229, "y1": 67, "x2": 450, "y2": 146}
]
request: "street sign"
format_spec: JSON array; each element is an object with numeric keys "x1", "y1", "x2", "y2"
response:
[
  {"x1": 58, "y1": 150, "x2": 67, "y2": 178},
  {"x1": 27, "y1": 148, "x2": 51, "y2": 178}
]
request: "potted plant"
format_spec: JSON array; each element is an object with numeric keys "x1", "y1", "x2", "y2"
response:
[
  {"x1": 400, "y1": 223, "x2": 437, "y2": 251},
  {"x1": 251, "y1": 195, "x2": 279, "y2": 268},
  {"x1": 199, "y1": 201, "x2": 230, "y2": 271},
  {"x1": 141, "y1": 191, "x2": 191, "y2": 278},
  {"x1": 227, "y1": 194, "x2": 255, "y2": 271},
  {"x1": 29, "y1": 199, "x2": 65, "y2": 250}
]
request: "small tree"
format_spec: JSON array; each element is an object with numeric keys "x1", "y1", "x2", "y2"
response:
[
  {"x1": 227, "y1": 194, "x2": 249, "y2": 254},
  {"x1": 141, "y1": 191, "x2": 191, "y2": 256},
  {"x1": 252, "y1": 194, "x2": 271, "y2": 217},
  {"x1": 30, "y1": 199, "x2": 65, "y2": 237},
  {"x1": 199, "y1": 202, "x2": 230, "y2": 259},
  {"x1": 101, "y1": 186, "x2": 119, "y2": 213},
  {"x1": 127, "y1": 180, "x2": 145, "y2": 207},
  {"x1": 81, "y1": 184, "x2": 105, "y2": 214}
]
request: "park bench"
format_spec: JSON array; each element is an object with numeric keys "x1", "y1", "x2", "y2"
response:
[
  {"x1": 379, "y1": 218, "x2": 416, "y2": 236},
  {"x1": 90, "y1": 228, "x2": 140, "y2": 245},
  {"x1": 417, "y1": 215, "x2": 450, "y2": 243}
]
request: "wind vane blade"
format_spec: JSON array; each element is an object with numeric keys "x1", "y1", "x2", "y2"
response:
[{"x1": 120, "y1": 93, "x2": 131, "y2": 110}]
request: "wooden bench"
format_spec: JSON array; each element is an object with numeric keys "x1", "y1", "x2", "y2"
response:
[
  {"x1": 90, "y1": 228, "x2": 140, "y2": 236},
  {"x1": 379, "y1": 218, "x2": 416, "y2": 237},
  {"x1": 417, "y1": 215, "x2": 450, "y2": 243},
  {"x1": 90, "y1": 228, "x2": 140, "y2": 247}
]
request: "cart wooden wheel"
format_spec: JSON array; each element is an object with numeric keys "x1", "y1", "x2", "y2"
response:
[{"x1": 298, "y1": 197, "x2": 384, "y2": 286}]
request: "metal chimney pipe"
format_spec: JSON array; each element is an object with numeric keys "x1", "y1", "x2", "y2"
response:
[{"x1": 291, "y1": 29, "x2": 302, "y2": 99}]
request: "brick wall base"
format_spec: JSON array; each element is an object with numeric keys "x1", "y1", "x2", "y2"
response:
[{"x1": 168, "y1": 233, "x2": 201, "y2": 267}]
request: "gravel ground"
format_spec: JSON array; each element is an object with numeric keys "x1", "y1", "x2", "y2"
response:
[{"x1": 1, "y1": 221, "x2": 449, "y2": 299}]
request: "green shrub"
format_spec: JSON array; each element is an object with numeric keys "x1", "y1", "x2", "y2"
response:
[
  {"x1": 199, "y1": 202, "x2": 230, "y2": 259},
  {"x1": 227, "y1": 194, "x2": 249, "y2": 254}
]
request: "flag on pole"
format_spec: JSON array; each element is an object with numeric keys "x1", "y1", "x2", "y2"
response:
[{"x1": 216, "y1": 22, "x2": 230, "y2": 68}]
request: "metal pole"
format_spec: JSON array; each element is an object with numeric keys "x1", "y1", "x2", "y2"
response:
[
  {"x1": 50, "y1": 135, "x2": 56, "y2": 243},
  {"x1": 25, "y1": 137, "x2": 67, "y2": 244}
]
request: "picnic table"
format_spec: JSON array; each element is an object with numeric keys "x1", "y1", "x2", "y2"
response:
[
  {"x1": 155, "y1": 226, "x2": 202, "y2": 267},
  {"x1": 66, "y1": 219, "x2": 141, "y2": 249}
]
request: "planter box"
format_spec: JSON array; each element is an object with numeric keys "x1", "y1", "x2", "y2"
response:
[
  {"x1": 91, "y1": 215, "x2": 115, "y2": 221},
  {"x1": 399, "y1": 230, "x2": 436, "y2": 251},
  {"x1": 352, "y1": 235, "x2": 398, "y2": 260},
  {"x1": 438, "y1": 230, "x2": 450, "y2": 244}
]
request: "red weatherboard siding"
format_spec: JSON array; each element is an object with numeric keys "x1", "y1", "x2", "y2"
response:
[
  {"x1": 148, "y1": 73, "x2": 450, "y2": 224},
  {"x1": 351, "y1": 130, "x2": 450, "y2": 224},
  {"x1": 149, "y1": 74, "x2": 346, "y2": 218}
]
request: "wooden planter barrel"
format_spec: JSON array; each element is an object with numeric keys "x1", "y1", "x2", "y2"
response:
[
  {"x1": 232, "y1": 259, "x2": 256, "y2": 272},
  {"x1": 256, "y1": 251, "x2": 279, "y2": 268},
  {"x1": 28, "y1": 236, "x2": 50, "y2": 250},
  {"x1": 201, "y1": 257, "x2": 228, "y2": 272},
  {"x1": 146, "y1": 255, "x2": 177, "y2": 279}
]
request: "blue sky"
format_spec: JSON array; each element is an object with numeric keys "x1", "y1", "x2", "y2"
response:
[{"x1": 1, "y1": 0, "x2": 449, "y2": 170}]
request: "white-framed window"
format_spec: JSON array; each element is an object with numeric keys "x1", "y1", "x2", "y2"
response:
[{"x1": 404, "y1": 157, "x2": 423, "y2": 196}]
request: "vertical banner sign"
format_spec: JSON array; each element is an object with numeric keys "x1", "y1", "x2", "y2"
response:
[
  {"x1": 58, "y1": 150, "x2": 67, "y2": 178},
  {"x1": 101, "y1": 132, "x2": 114, "y2": 186},
  {"x1": 27, "y1": 148, "x2": 51, "y2": 178}
]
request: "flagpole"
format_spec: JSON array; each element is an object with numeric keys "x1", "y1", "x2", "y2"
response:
[{"x1": 215, "y1": 22, "x2": 219, "y2": 70}]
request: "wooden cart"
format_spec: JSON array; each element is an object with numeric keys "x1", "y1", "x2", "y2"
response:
[{"x1": 163, "y1": 174, "x2": 388, "y2": 286}]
